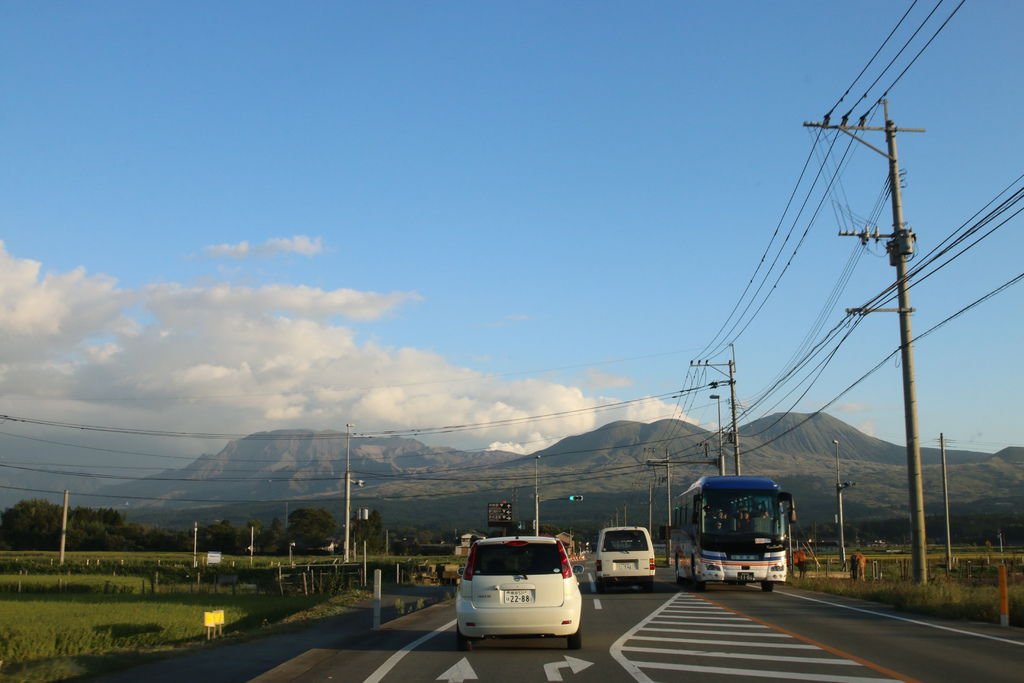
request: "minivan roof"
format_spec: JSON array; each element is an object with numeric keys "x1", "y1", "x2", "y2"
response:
[{"x1": 473, "y1": 535, "x2": 558, "y2": 545}]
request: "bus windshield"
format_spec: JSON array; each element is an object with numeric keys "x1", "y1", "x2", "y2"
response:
[{"x1": 701, "y1": 489, "x2": 781, "y2": 537}]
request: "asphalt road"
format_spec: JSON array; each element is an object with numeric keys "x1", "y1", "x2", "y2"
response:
[{"x1": 99, "y1": 567, "x2": 1024, "y2": 683}]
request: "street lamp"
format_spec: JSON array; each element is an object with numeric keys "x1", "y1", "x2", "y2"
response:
[
  {"x1": 289, "y1": 541, "x2": 296, "y2": 566},
  {"x1": 710, "y1": 394, "x2": 724, "y2": 475},
  {"x1": 833, "y1": 439, "x2": 854, "y2": 567},
  {"x1": 344, "y1": 423, "x2": 354, "y2": 563}
]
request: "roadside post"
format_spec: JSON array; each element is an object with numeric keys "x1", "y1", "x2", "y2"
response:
[
  {"x1": 999, "y1": 565, "x2": 1009, "y2": 627},
  {"x1": 373, "y1": 569, "x2": 382, "y2": 630}
]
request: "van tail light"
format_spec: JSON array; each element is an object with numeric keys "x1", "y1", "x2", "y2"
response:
[
  {"x1": 595, "y1": 559, "x2": 602, "y2": 572},
  {"x1": 463, "y1": 543, "x2": 478, "y2": 581},
  {"x1": 557, "y1": 541, "x2": 573, "y2": 579},
  {"x1": 649, "y1": 558, "x2": 656, "y2": 571}
]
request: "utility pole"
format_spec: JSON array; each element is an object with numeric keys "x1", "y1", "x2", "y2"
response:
[
  {"x1": 59, "y1": 489, "x2": 69, "y2": 566},
  {"x1": 345, "y1": 423, "x2": 354, "y2": 563},
  {"x1": 710, "y1": 393, "x2": 725, "y2": 475},
  {"x1": 805, "y1": 100, "x2": 927, "y2": 584},
  {"x1": 645, "y1": 453, "x2": 672, "y2": 566},
  {"x1": 940, "y1": 433, "x2": 953, "y2": 572},
  {"x1": 534, "y1": 454, "x2": 541, "y2": 535},
  {"x1": 648, "y1": 481, "x2": 653, "y2": 533},
  {"x1": 692, "y1": 346, "x2": 740, "y2": 474},
  {"x1": 834, "y1": 439, "x2": 847, "y2": 567}
]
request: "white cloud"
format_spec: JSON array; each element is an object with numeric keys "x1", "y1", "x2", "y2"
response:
[
  {"x1": 264, "y1": 236, "x2": 322, "y2": 256},
  {"x1": 584, "y1": 368, "x2": 633, "y2": 390},
  {"x1": 204, "y1": 241, "x2": 252, "y2": 258},
  {"x1": 0, "y1": 244, "x2": 683, "y2": 458},
  {"x1": 0, "y1": 242, "x2": 134, "y2": 362},
  {"x1": 203, "y1": 235, "x2": 323, "y2": 259}
]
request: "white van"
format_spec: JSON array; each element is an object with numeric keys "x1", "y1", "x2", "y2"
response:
[{"x1": 594, "y1": 526, "x2": 655, "y2": 592}]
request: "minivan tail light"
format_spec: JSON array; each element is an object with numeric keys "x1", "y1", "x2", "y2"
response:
[
  {"x1": 463, "y1": 543, "x2": 478, "y2": 581},
  {"x1": 557, "y1": 541, "x2": 573, "y2": 579},
  {"x1": 649, "y1": 558, "x2": 656, "y2": 571},
  {"x1": 595, "y1": 559, "x2": 602, "y2": 572}
]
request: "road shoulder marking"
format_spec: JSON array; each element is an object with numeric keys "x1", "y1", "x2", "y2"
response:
[{"x1": 777, "y1": 590, "x2": 1024, "y2": 647}]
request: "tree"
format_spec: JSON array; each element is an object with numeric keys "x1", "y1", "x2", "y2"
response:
[
  {"x1": 258, "y1": 517, "x2": 286, "y2": 554},
  {"x1": 203, "y1": 519, "x2": 243, "y2": 554},
  {"x1": 0, "y1": 499, "x2": 62, "y2": 550},
  {"x1": 353, "y1": 509, "x2": 385, "y2": 553},
  {"x1": 287, "y1": 508, "x2": 337, "y2": 552}
]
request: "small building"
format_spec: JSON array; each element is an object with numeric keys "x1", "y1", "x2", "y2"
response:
[{"x1": 455, "y1": 531, "x2": 485, "y2": 556}]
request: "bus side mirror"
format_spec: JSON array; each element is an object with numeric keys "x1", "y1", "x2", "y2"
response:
[{"x1": 780, "y1": 492, "x2": 796, "y2": 523}]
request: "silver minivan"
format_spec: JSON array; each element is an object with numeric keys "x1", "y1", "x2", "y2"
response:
[{"x1": 594, "y1": 526, "x2": 655, "y2": 592}]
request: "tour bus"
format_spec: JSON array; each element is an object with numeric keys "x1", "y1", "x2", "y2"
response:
[{"x1": 672, "y1": 475, "x2": 796, "y2": 592}]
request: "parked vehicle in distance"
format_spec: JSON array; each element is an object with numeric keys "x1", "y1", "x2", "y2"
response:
[
  {"x1": 594, "y1": 526, "x2": 656, "y2": 592},
  {"x1": 455, "y1": 535, "x2": 584, "y2": 651}
]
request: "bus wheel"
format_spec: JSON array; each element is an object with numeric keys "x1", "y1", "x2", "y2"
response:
[
  {"x1": 694, "y1": 579, "x2": 706, "y2": 592},
  {"x1": 761, "y1": 581, "x2": 774, "y2": 592}
]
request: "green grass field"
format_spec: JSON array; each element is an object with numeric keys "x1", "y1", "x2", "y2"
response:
[{"x1": 0, "y1": 593, "x2": 329, "y2": 662}]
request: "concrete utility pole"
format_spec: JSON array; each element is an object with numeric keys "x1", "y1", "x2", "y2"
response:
[
  {"x1": 645, "y1": 453, "x2": 672, "y2": 566},
  {"x1": 59, "y1": 489, "x2": 69, "y2": 565},
  {"x1": 805, "y1": 100, "x2": 928, "y2": 583},
  {"x1": 941, "y1": 433, "x2": 953, "y2": 571},
  {"x1": 710, "y1": 394, "x2": 725, "y2": 475},
  {"x1": 534, "y1": 454, "x2": 541, "y2": 535},
  {"x1": 345, "y1": 423, "x2": 354, "y2": 563},
  {"x1": 728, "y1": 349, "x2": 740, "y2": 475},
  {"x1": 692, "y1": 347, "x2": 740, "y2": 474},
  {"x1": 833, "y1": 440, "x2": 847, "y2": 567}
]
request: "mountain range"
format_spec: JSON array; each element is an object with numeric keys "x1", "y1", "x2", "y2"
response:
[{"x1": 73, "y1": 412, "x2": 1021, "y2": 535}]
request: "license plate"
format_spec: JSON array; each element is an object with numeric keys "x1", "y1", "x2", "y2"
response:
[
  {"x1": 503, "y1": 590, "x2": 533, "y2": 604},
  {"x1": 737, "y1": 572, "x2": 754, "y2": 582}
]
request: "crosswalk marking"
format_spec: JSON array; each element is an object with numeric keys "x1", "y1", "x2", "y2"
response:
[
  {"x1": 610, "y1": 593, "x2": 899, "y2": 682},
  {"x1": 620, "y1": 645, "x2": 861, "y2": 666}
]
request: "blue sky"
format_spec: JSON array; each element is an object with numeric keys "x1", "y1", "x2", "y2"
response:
[{"x1": 1, "y1": 1, "x2": 1021, "y2": 486}]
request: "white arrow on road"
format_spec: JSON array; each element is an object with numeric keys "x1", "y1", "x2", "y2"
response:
[
  {"x1": 543, "y1": 655, "x2": 593, "y2": 682},
  {"x1": 437, "y1": 657, "x2": 478, "y2": 683}
]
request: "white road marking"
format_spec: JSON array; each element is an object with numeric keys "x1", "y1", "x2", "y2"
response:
[
  {"x1": 593, "y1": 598, "x2": 603, "y2": 610},
  {"x1": 587, "y1": 572, "x2": 596, "y2": 593},
  {"x1": 631, "y1": 634, "x2": 818, "y2": 649},
  {"x1": 363, "y1": 618, "x2": 457, "y2": 683},
  {"x1": 543, "y1": 655, "x2": 593, "y2": 682},
  {"x1": 778, "y1": 590, "x2": 1024, "y2": 647},
  {"x1": 630, "y1": 661, "x2": 898, "y2": 682},
  {"x1": 611, "y1": 593, "x2": 898, "y2": 682},
  {"x1": 620, "y1": 645, "x2": 860, "y2": 665},
  {"x1": 436, "y1": 657, "x2": 478, "y2": 682}
]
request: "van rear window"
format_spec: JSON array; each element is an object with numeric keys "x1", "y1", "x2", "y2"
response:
[
  {"x1": 602, "y1": 530, "x2": 648, "y2": 551},
  {"x1": 473, "y1": 543, "x2": 562, "y2": 575}
]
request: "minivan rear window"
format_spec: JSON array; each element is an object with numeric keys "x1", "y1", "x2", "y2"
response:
[
  {"x1": 473, "y1": 542, "x2": 562, "y2": 575},
  {"x1": 602, "y1": 530, "x2": 648, "y2": 551}
]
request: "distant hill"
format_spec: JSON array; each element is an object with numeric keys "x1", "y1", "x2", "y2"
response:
[{"x1": 22, "y1": 413, "x2": 1021, "y2": 534}]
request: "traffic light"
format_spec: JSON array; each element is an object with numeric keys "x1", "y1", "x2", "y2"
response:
[{"x1": 567, "y1": 495, "x2": 584, "y2": 502}]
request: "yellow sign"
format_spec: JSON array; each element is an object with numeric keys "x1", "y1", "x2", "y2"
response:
[{"x1": 203, "y1": 610, "x2": 225, "y2": 627}]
